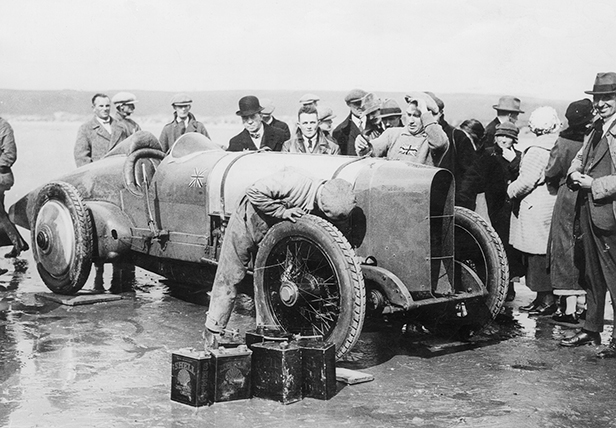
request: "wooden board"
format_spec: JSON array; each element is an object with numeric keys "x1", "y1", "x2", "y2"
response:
[
  {"x1": 335, "y1": 368, "x2": 374, "y2": 385},
  {"x1": 35, "y1": 292, "x2": 123, "y2": 306}
]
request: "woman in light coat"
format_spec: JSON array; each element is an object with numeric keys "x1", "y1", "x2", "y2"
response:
[{"x1": 508, "y1": 106, "x2": 561, "y2": 315}]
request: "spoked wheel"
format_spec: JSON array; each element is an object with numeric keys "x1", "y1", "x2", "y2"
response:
[
  {"x1": 454, "y1": 206, "x2": 508, "y2": 320},
  {"x1": 254, "y1": 215, "x2": 365, "y2": 360},
  {"x1": 31, "y1": 182, "x2": 93, "y2": 295},
  {"x1": 420, "y1": 207, "x2": 508, "y2": 338}
]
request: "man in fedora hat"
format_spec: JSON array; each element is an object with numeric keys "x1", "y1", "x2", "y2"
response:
[
  {"x1": 203, "y1": 168, "x2": 356, "y2": 346},
  {"x1": 159, "y1": 93, "x2": 210, "y2": 153},
  {"x1": 378, "y1": 99, "x2": 403, "y2": 129},
  {"x1": 561, "y1": 72, "x2": 616, "y2": 358},
  {"x1": 482, "y1": 95, "x2": 524, "y2": 149},
  {"x1": 361, "y1": 93, "x2": 385, "y2": 141},
  {"x1": 227, "y1": 95, "x2": 286, "y2": 152},
  {"x1": 260, "y1": 98, "x2": 291, "y2": 141},
  {"x1": 74, "y1": 93, "x2": 130, "y2": 167},
  {"x1": 333, "y1": 88, "x2": 368, "y2": 155}
]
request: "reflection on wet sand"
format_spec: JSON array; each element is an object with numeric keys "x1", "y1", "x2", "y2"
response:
[{"x1": 1, "y1": 254, "x2": 616, "y2": 427}]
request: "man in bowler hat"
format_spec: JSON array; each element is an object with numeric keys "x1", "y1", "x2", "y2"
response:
[
  {"x1": 561, "y1": 72, "x2": 616, "y2": 358},
  {"x1": 159, "y1": 94, "x2": 210, "y2": 153},
  {"x1": 482, "y1": 96, "x2": 524, "y2": 149},
  {"x1": 227, "y1": 95, "x2": 286, "y2": 152}
]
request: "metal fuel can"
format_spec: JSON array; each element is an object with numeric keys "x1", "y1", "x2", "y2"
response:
[
  {"x1": 296, "y1": 339, "x2": 336, "y2": 400},
  {"x1": 245, "y1": 325, "x2": 294, "y2": 349},
  {"x1": 208, "y1": 345, "x2": 252, "y2": 402},
  {"x1": 171, "y1": 348, "x2": 212, "y2": 407},
  {"x1": 251, "y1": 341, "x2": 302, "y2": 404}
]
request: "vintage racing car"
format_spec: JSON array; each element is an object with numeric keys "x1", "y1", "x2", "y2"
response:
[{"x1": 10, "y1": 131, "x2": 508, "y2": 359}]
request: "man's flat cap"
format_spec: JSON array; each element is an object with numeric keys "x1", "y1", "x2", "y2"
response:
[
  {"x1": 344, "y1": 89, "x2": 368, "y2": 104},
  {"x1": 171, "y1": 93, "x2": 193, "y2": 106}
]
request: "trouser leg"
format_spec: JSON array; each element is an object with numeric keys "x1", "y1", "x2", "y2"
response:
[
  {"x1": 589, "y1": 226, "x2": 616, "y2": 338},
  {"x1": 205, "y1": 201, "x2": 269, "y2": 333},
  {"x1": 0, "y1": 193, "x2": 27, "y2": 251},
  {"x1": 580, "y1": 203, "x2": 608, "y2": 333}
]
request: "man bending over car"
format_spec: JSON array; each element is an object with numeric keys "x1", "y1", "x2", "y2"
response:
[{"x1": 203, "y1": 168, "x2": 356, "y2": 347}]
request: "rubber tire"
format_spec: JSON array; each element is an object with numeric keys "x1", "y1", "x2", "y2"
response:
[
  {"x1": 454, "y1": 206, "x2": 509, "y2": 319},
  {"x1": 419, "y1": 207, "x2": 508, "y2": 339},
  {"x1": 31, "y1": 182, "x2": 93, "y2": 295},
  {"x1": 254, "y1": 214, "x2": 366, "y2": 360},
  {"x1": 123, "y1": 148, "x2": 165, "y2": 196}
]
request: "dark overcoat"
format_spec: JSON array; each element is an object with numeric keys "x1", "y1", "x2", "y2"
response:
[
  {"x1": 545, "y1": 134, "x2": 585, "y2": 291},
  {"x1": 332, "y1": 113, "x2": 362, "y2": 156},
  {"x1": 227, "y1": 124, "x2": 286, "y2": 152}
]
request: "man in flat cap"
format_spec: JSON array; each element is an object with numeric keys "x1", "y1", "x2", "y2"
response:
[
  {"x1": 159, "y1": 93, "x2": 210, "y2": 153},
  {"x1": 333, "y1": 88, "x2": 368, "y2": 155},
  {"x1": 74, "y1": 93, "x2": 130, "y2": 167},
  {"x1": 112, "y1": 92, "x2": 141, "y2": 136},
  {"x1": 227, "y1": 95, "x2": 286, "y2": 152},
  {"x1": 260, "y1": 98, "x2": 291, "y2": 141},
  {"x1": 204, "y1": 168, "x2": 356, "y2": 345},
  {"x1": 299, "y1": 93, "x2": 320, "y2": 107},
  {"x1": 561, "y1": 72, "x2": 616, "y2": 358},
  {"x1": 317, "y1": 106, "x2": 336, "y2": 136},
  {"x1": 282, "y1": 105, "x2": 340, "y2": 154},
  {"x1": 482, "y1": 95, "x2": 524, "y2": 149}
]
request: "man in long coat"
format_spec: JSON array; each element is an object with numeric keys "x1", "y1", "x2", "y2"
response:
[
  {"x1": 561, "y1": 72, "x2": 616, "y2": 358},
  {"x1": 159, "y1": 93, "x2": 210, "y2": 153},
  {"x1": 74, "y1": 93, "x2": 129, "y2": 167}
]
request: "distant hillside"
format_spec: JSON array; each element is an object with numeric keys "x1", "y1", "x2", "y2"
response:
[{"x1": 0, "y1": 89, "x2": 572, "y2": 126}]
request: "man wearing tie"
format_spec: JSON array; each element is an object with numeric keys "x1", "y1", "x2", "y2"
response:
[
  {"x1": 159, "y1": 93, "x2": 210, "y2": 153},
  {"x1": 227, "y1": 95, "x2": 286, "y2": 152},
  {"x1": 332, "y1": 89, "x2": 368, "y2": 155},
  {"x1": 74, "y1": 93, "x2": 129, "y2": 167},
  {"x1": 281, "y1": 105, "x2": 340, "y2": 154},
  {"x1": 561, "y1": 72, "x2": 616, "y2": 358}
]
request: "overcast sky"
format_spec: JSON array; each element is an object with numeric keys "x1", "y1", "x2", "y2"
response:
[{"x1": 1, "y1": 0, "x2": 614, "y2": 101}]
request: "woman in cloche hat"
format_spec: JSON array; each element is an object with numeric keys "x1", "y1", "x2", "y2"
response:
[{"x1": 508, "y1": 106, "x2": 562, "y2": 316}]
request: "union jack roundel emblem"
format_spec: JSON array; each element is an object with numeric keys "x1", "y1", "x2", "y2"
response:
[{"x1": 189, "y1": 169, "x2": 205, "y2": 188}]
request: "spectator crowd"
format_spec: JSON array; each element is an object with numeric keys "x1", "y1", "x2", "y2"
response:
[{"x1": 2, "y1": 71, "x2": 616, "y2": 358}]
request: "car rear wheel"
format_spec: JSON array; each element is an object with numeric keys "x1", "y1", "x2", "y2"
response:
[
  {"x1": 454, "y1": 206, "x2": 508, "y2": 319},
  {"x1": 254, "y1": 214, "x2": 365, "y2": 360},
  {"x1": 419, "y1": 207, "x2": 508, "y2": 338},
  {"x1": 31, "y1": 182, "x2": 93, "y2": 295}
]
